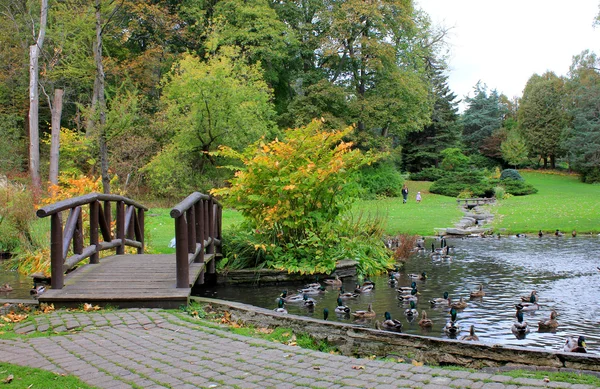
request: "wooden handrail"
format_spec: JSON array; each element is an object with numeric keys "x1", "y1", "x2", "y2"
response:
[
  {"x1": 171, "y1": 192, "x2": 222, "y2": 288},
  {"x1": 37, "y1": 193, "x2": 148, "y2": 290}
]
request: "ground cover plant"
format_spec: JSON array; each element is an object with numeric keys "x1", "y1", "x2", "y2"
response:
[
  {"x1": 492, "y1": 171, "x2": 600, "y2": 234},
  {"x1": 0, "y1": 362, "x2": 97, "y2": 389}
]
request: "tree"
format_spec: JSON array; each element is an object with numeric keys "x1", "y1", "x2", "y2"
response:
[
  {"x1": 461, "y1": 82, "x2": 506, "y2": 153},
  {"x1": 402, "y1": 65, "x2": 461, "y2": 171},
  {"x1": 501, "y1": 129, "x2": 528, "y2": 168},
  {"x1": 517, "y1": 72, "x2": 569, "y2": 169},
  {"x1": 28, "y1": 0, "x2": 49, "y2": 192},
  {"x1": 142, "y1": 50, "x2": 277, "y2": 197},
  {"x1": 562, "y1": 50, "x2": 600, "y2": 182}
]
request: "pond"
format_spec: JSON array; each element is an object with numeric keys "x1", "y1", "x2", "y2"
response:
[{"x1": 198, "y1": 236, "x2": 600, "y2": 353}]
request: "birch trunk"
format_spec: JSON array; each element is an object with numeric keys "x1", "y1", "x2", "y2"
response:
[
  {"x1": 94, "y1": 0, "x2": 110, "y2": 194},
  {"x1": 28, "y1": 0, "x2": 48, "y2": 191},
  {"x1": 49, "y1": 89, "x2": 64, "y2": 185}
]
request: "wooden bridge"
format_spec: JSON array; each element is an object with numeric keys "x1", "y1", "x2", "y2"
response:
[
  {"x1": 456, "y1": 197, "x2": 495, "y2": 209},
  {"x1": 35, "y1": 192, "x2": 222, "y2": 309}
]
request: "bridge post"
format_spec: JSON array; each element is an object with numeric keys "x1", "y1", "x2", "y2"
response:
[
  {"x1": 175, "y1": 214, "x2": 189, "y2": 288},
  {"x1": 137, "y1": 209, "x2": 144, "y2": 254},
  {"x1": 90, "y1": 201, "x2": 99, "y2": 264},
  {"x1": 116, "y1": 200, "x2": 125, "y2": 255},
  {"x1": 208, "y1": 199, "x2": 216, "y2": 274},
  {"x1": 50, "y1": 213, "x2": 64, "y2": 289}
]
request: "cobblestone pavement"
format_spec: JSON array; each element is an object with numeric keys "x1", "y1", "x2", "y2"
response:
[{"x1": 0, "y1": 309, "x2": 597, "y2": 389}]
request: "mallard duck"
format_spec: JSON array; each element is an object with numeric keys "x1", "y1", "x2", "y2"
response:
[
  {"x1": 323, "y1": 275, "x2": 342, "y2": 287},
  {"x1": 511, "y1": 309, "x2": 529, "y2": 336},
  {"x1": 389, "y1": 266, "x2": 402, "y2": 280},
  {"x1": 555, "y1": 229, "x2": 564, "y2": 237},
  {"x1": 444, "y1": 308, "x2": 460, "y2": 335},
  {"x1": 300, "y1": 285, "x2": 326, "y2": 295},
  {"x1": 564, "y1": 335, "x2": 587, "y2": 353},
  {"x1": 352, "y1": 303, "x2": 376, "y2": 319},
  {"x1": 0, "y1": 283, "x2": 13, "y2": 292},
  {"x1": 334, "y1": 297, "x2": 351, "y2": 314},
  {"x1": 538, "y1": 230, "x2": 543, "y2": 238},
  {"x1": 279, "y1": 290, "x2": 304, "y2": 303},
  {"x1": 517, "y1": 293, "x2": 539, "y2": 311},
  {"x1": 460, "y1": 325, "x2": 479, "y2": 341},
  {"x1": 449, "y1": 296, "x2": 468, "y2": 310},
  {"x1": 323, "y1": 308, "x2": 329, "y2": 321},
  {"x1": 538, "y1": 310, "x2": 558, "y2": 330},
  {"x1": 397, "y1": 281, "x2": 417, "y2": 294},
  {"x1": 520, "y1": 290, "x2": 537, "y2": 302},
  {"x1": 429, "y1": 291, "x2": 450, "y2": 306},
  {"x1": 304, "y1": 277, "x2": 321, "y2": 289},
  {"x1": 378, "y1": 312, "x2": 403, "y2": 332},
  {"x1": 388, "y1": 273, "x2": 398, "y2": 286},
  {"x1": 338, "y1": 287, "x2": 359, "y2": 299},
  {"x1": 354, "y1": 283, "x2": 374, "y2": 293},
  {"x1": 469, "y1": 284, "x2": 485, "y2": 298},
  {"x1": 398, "y1": 287, "x2": 419, "y2": 303},
  {"x1": 30, "y1": 285, "x2": 46, "y2": 296},
  {"x1": 302, "y1": 294, "x2": 316, "y2": 308},
  {"x1": 408, "y1": 272, "x2": 427, "y2": 280},
  {"x1": 404, "y1": 300, "x2": 418, "y2": 317},
  {"x1": 274, "y1": 298, "x2": 288, "y2": 314},
  {"x1": 418, "y1": 310, "x2": 433, "y2": 328}
]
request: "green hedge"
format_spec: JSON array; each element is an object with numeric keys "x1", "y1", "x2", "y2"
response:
[{"x1": 357, "y1": 162, "x2": 404, "y2": 199}]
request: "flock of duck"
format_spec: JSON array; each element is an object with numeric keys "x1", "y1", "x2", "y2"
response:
[{"x1": 273, "y1": 238, "x2": 589, "y2": 354}]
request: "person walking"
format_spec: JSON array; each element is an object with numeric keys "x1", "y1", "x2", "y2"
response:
[
  {"x1": 416, "y1": 191, "x2": 422, "y2": 203},
  {"x1": 401, "y1": 184, "x2": 409, "y2": 204}
]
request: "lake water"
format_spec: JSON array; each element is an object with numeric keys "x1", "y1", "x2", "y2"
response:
[{"x1": 198, "y1": 236, "x2": 600, "y2": 353}]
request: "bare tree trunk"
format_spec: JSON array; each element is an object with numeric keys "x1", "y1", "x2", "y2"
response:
[
  {"x1": 28, "y1": 0, "x2": 49, "y2": 192},
  {"x1": 49, "y1": 89, "x2": 64, "y2": 185},
  {"x1": 94, "y1": 0, "x2": 110, "y2": 194}
]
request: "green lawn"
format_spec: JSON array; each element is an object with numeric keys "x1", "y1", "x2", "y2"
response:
[
  {"x1": 492, "y1": 171, "x2": 600, "y2": 234},
  {"x1": 144, "y1": 172, "x2": 600, "y2": 250},
  {"x1": 0, "y1": 362, "x2": 97, "y2": 388}
]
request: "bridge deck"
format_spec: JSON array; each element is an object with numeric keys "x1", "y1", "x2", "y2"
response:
[{"x1": 39, "y1": 253, "x2": 214, "y2": 309}]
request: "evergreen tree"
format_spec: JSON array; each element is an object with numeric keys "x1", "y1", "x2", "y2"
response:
[
  {"x1": 461, "y1": 82, "x2": 506, "y2": 153},
  {"x1": 402, "y1": 66, "x2": 461, "y2": 172}
]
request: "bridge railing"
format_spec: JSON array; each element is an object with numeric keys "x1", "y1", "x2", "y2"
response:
[
  {"x1": 170, "y1": 192, "x2": 222, "y2": 288},
  {"x1": 36, "y1": 193, "x2": 148, "y2": 290}
]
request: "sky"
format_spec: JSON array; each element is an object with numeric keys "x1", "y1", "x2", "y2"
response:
[{"x1": 416, "y1": 1, "x2": 600, "y2": 107}]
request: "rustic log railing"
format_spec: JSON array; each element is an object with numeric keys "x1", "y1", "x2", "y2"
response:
[
  {"x1": 36, "y1": 193, "x2": 148, "y2": 290},
  {"x1": 170, "y1": 192, "x2": 222, "y2": 288}
]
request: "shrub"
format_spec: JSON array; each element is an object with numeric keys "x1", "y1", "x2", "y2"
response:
[
  {"x1": 430, "y1": 170, "x2": 494, "y2": 197},
  {"x1": 500, "y1": 169, "x2": 524, "y2": 181},
  {"x1": 0, "y1": 180, "x2": 36, "y2": 253},
  {"x1": 409, "y1": 167, "x2": 447, "y2": 181},
  {"x1": 440, "y1": 148, "x2": 470, "y2": 171},
  {"x1": 494, "y1": 186, "x2": 505, "y2": 199},
  {"x1": 496, "y1": 179, "x2": 538, "y2": 196},
  {"x1": 357, "y1": 161, "x2": 403, "y2": 199}
]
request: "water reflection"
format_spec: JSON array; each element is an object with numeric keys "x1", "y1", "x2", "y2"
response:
[{"x1": 199, "y1": 236, "x2": 600, "y2": 352}]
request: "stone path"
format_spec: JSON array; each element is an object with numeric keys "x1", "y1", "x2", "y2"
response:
[{"x1": 0, "y1": 309, "x2": 596, "y2": 389}]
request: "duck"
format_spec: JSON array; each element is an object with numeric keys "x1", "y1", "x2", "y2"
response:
[
  {"x1": 334, "y1": 297, "x2": 351, "y2": 314},
  {"x1": 518, "y1": 292, "x2": 539, "y2": 311},
  {"x1": 300, "y1": 285, "x2": 326, "y2": 295},
  {"x1": 389, "y1": 266, "x2": 402, "y2": 280},
  {"x1": 397, "y1": 281, "x2": 417, "y2": 294},
  {"x1": 338, "y1": 287, "x2": 359, "y2": 299},
  {"x1": 388, "y1": 273, "x2": 398, "y2": 286},
  {"x1": 572, "y1": 230, "x2": 577, "y2": 237},
  {"x1": 377, "y1": 311, "x2": 403, "y2": 332},
  {"x1": 0, "y1": 283, "x2": 13, "y2": 292},
  {"x1": 469, "y1": 284, "x2": 485, "y2": 298},
  {"x1": 302, "y1": 294, "x2": 316, "y2": 308},
  {"x1": 444, "y1": 307, "x2": 460, "y2": 336},
  {"x1": 323, "y1": 308, "x2": 329, "y2": 321},
  {"x1": 354, "y1": 283, "x2": 374, "y2": 294},
  {"x1": 564, "y1": 335, "x2": 587, "y2": 353},
  {"x1": 274, "y1": 298, "x2": 288, "y2": 314},
  {"x1": 323, "y1": 275, "x2": 342, "y2": 287},
  {"x1": 538, "y1": 310, "x2": 559, "y2": 331},
  {"x1": 429, "y1": 291, "x2": 450, "y2": 306},
  {"x1": 418, "y1": 310, "x2": 433, "y2": 328},
  {"x1": 279, "y1": 290, "x2": 304, "y2": 303},
  {"x1": 304, "y1": 277, "x2": 321, "y2": 289},
  {"x1": 538, "y1": 230, "x2": 543, "y2": 238},
  {"x1": 404, "y1": 300, "x2": 418, "y2": 317},
  {"x1": 449, "y1": 296, "x2": 468, "y2": 310},
  {"x1": 460, "y1": 325, "x2": 479, "y2": 341},
  {"x1": 511, "y1": 309, "x2": 529, "y2": 336},
  {"x1": 408, "y1": 272, "x2": 427, "y2": 281},
  {"x1": 351, "y1": 303, "x2": 376, "y2": 319},
  {"x1": 555, "y1": 229, "x2": 564, "y2": 237},
  {"x1": 398, "y1": 287, "x2": 419, "y2": 303},
  {"x1": 520, "y1": 290, "x2": 537, "y2": 302},
  {"x1": 30, "y1": 285, "x2": 46, "y2": 296}
]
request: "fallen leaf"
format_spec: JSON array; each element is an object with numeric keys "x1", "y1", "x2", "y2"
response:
[
  {"x1": 351, "y1": 365, "x2": 365, "y2": 370},
  {"x1": 83, "y1": 303, "x2": 101, "y2": 312},
  {"x1": 543, "y1": 377, "x2": 550, "y2": 383},
  {"x1": 3, "y1": 374, "x2": 13, "y2": 383},
  {"x1": 411, "y1": 360, "x2": 424, "y2": 367},
  {"x1": 256, "y1": 327, "x2": 273, "y2": 334},
  {"x1": 397, "y1": 358, "x2": 405, "y2": 363},
  {"x1": 5, "y1": 312, "x2": 28, "y2": 323},
  {"x1": 313, "y1": 366, "x2": 321, "y2": 370},
  {"x1": 40, "y1": 303, "x2": 55, "y2": 314}
]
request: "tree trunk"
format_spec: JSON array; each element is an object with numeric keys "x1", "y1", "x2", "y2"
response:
[
  {"x1": 550, "y1": 154, "x2": 556, "y2": 169},
  {"x1": 28, "y1": 0, "x2": 49, "y2": 192},
  {"x1": 94, "y1": 0, "x2": 110, "y2": 194},
  {"x1": 49, "y1": 89, "x2": 64, "y2": 185}
]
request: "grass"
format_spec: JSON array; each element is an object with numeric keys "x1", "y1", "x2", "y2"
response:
[
  {"x1": 354, "y1": 181, "x2": 463, "y2": 236},
  {"x1": 500, "y1": 368, "x2": 600, "y2": 386},
  {"x1": 492, "y1": 171, "x2": 600, "y2": 234},
  {"x1": 0, "y1": 361, "x2": 98, "y2": 388}
]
